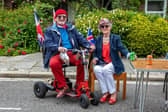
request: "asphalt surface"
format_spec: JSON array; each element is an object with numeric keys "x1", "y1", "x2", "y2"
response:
[
  {"x1": 0, "y1": 52, "x2": 167, "y2": 112},
  {"x1": 0, "y1": 78, "x2": 166, "y2": 112}
]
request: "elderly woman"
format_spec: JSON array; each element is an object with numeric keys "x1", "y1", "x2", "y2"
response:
[{"x1": 92, "y1": 18, "x2": 131, "y2": 104}]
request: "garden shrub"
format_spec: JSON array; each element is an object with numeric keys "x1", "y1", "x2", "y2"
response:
[
  {"x1": 111, "y1": 0, "x2": 141, "y2": 11},
  {"x1": 0, "y1": 2, "x2": 53, "y2": 56},
  {"x1": 0, "y1": 3, "x2": 167, "y2": 57},
  {"x1": 127, "y1": 15, "x2": 168, "y2": 57},
  {"x1": 75, "y1": 9, "x2": 168, "y2": 57}
]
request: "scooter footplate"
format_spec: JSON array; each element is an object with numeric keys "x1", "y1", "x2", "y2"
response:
[{"x1": 65, "y1": 92, "x2": 77, "y2": 97}]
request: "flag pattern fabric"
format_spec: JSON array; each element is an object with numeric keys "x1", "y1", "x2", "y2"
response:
[
  {"x1": 87, "y1": 28, "x2": 95, "y2": 45},
  {"x1": 34, "y1": 9, "x2": 45, "y2": 47},
  {"x1": 53, "y1": 8, "x2": 55, "y2": 24}
]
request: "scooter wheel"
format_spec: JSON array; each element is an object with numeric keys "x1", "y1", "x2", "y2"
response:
[
  {"x1": 90, "y1": 92, "x2": 100, "y2": 105},
  {"x1": 34, "y1": 81, "x2": 48, "y2": 98},
  {"x1": 79, "y1": 94, "x2": 90, "y2": 109}
]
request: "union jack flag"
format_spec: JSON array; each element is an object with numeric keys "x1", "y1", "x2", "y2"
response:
[
  {"x1": 34, "y1": 9, "x2": 45, "y2": 48},
  {"x1": 87, "y1": 28, "x2": 95, "y2": 45},
  {"x1": 53, "y1": 8, "x2": 55, "y2": 24}
]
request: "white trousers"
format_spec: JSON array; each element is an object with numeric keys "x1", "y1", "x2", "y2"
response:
[{"x1": 94, "y1": 63, "x2": 116, "y2": 94}]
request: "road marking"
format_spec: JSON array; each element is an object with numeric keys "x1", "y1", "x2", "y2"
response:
[
  {"x1": 0, "y1": 78, "x2": 45, "y2": 81},
  {"x1": 0, "y1": 107, "x2": 21, "y2": 110}
]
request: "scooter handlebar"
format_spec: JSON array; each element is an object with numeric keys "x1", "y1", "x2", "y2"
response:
[{"x1": 67, "y1": 49, "x2": 89, "y2": 54}]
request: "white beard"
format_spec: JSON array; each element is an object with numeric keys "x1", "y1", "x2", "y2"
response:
[{"x1": 57, "y1": 21, "x2": 65, "y2": 26}]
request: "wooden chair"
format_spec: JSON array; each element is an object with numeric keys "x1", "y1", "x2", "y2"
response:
[{"x1": 88, "y1": 61, "x2": 127, "y2": 100}]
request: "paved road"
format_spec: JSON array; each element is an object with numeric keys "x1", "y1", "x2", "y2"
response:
[{"x1": 0, "y1": 78, "x2": 165, "y2": 112}]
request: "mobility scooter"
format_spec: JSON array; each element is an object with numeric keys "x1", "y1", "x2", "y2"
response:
[{"x1": 33, "y1": 49, "x2": 99, "y2": 109}]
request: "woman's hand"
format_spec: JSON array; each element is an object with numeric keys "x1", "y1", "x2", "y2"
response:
[{"x1": 92, "y1": 58, "x2": 98, "y2": 65}]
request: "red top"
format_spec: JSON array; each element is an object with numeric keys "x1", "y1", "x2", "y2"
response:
[{"x1": 102, "y1": 42, "x2": 111, "y2": 63}]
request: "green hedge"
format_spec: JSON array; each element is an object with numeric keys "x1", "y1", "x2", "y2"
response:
[
  {"x1": 0, "y1": 2, "x2": 53, "y2": 56},
  {"x1": 75, "y1": 9, "x2": 168, "y2": 57},
  {"x1": 0, "y1": 4, "x2": 167, "y2": 57}
]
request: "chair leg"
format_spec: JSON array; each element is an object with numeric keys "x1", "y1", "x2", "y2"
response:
[
  {"x1": 166, "y1": 73, "x2": 168, "y2": 100},
  {"x1": 166, "y1": 80, "x2": 167, "y2": 100},
  {"x1": 117, "y1": 79, "x2": 120, "y2": 92},
  {"x1": 88, "y1": 71, "x2": 91, "y2": 88},
  {"x1": 123, "y1": 74, "x2": 127, "y2": 100},
  {"x1": 163, "y1": 73, "x2": 167, "y2": 92},
  {"x1": 90, "y1": 72, "x2": 95, "y2": 92}
]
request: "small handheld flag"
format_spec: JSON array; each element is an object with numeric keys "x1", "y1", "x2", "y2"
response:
[
  {"x1": 53, "y1": 8, "x2": 55, "y2": 24},
  {"x1": 87, "y1": 28, "x2": 95, "y2": 45},
  {"x1": 34, "y1": 9, "x2": 45, "y2": 48}
]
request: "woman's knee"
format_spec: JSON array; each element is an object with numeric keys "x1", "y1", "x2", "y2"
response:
[
  {"x1": 103, "y1": 64, "x2": 115, "y2": 73},
  {"x1": 102, "y1": 67, "x2": 114, "y2": 76},
  {"x1": 94, "y1": 66, "x2": 102, "y2": 74}
]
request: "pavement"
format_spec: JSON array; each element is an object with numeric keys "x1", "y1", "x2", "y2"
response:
[{"x1": 0, "y1": 52, "x2": 166, "y2": 81}]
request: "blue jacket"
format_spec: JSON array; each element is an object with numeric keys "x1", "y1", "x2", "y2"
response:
[
  {"x1": 43, "y1": 23, "x2": 91, "y2": 68},
  {"x1": 93, "y1": 33, "x2": 129, "y2": 75}
]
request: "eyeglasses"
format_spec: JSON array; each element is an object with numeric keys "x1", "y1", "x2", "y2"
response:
[
  {"x1": 100, "y1": 25, "x2": 109, "y2": 29},
  {"x1": 57, "y1": 15, "x2": 67, "y2": 19}
]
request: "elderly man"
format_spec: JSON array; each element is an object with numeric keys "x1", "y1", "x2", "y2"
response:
[{"x1": 44, "y1": 9, "x2": 95, "y2": 98}]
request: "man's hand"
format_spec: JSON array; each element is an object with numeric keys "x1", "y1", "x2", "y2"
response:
[
  {"x1": 58, "y1": 47, "x2": 67, "y2": 53},
  {"x1": 92, "y1": 58, "x2": 98, "y2": 65},
  {"x1": 89, "y1": 45, "x2": 95, "y2": 52}
]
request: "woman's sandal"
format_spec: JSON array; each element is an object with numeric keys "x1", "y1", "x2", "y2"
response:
[
  {"x1": 100, "y1": 93, "x2": 109, "y2": 103},
  {"x1": 109, "y1": 93, "x2": 117, "y2": 104}
]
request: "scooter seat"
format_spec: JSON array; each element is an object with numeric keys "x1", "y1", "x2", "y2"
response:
[
  {"x1": 62, "y1": 63, "x2": 75, "y2": 68},
  {"x1": 62, "y1": 64, "x2": 68, "y2": 68}
]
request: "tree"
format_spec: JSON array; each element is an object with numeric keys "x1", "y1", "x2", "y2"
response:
[
  {"x1": 65, "y1": 0, "x2": 141, "y2": 11},
  {"x1": 66, "y1": 0, "x2": 112, "y2": 10},
  {"x1": 4, "y1": 0, "x2": 13, "y2": 9}
]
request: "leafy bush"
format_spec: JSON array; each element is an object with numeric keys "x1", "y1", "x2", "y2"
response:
[
  {"x1": 127, "y1": 15, "x2": 168, "y2": 57},
  {"x1": 0, "y1": 2, "x2": 53, "y2": 56},
  {"x1": 13, "y1": 0, "x2": 60, "y2": 8},
  {"x1": 111, "y1": 0, "x2": 141, "y2": 11},
  {"x1": 1, "y1": 2, "x2": 167, "y2": 57},
  {"x1": 75, "y1": 9, "x2": 168, "y2": 57}
]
